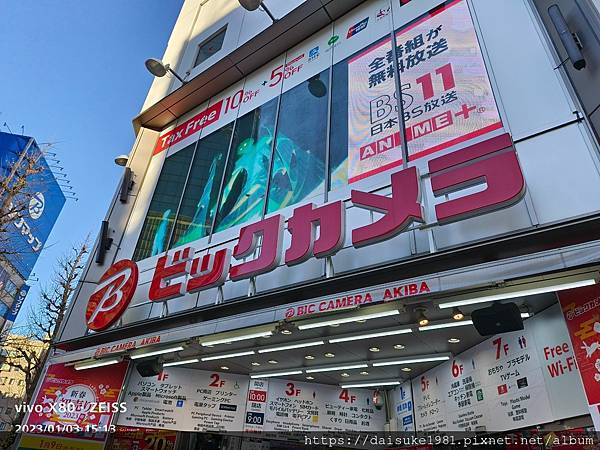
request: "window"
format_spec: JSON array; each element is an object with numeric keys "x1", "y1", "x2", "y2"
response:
[
  {"x1": 266, "y1": 69, "x2": 330, "y2": 213},
  {"x1": 133, "y1": 144, "x2": 196, "y2": 261},
  {"x1": 169, "y1": 124, "x2": 234, "y2": 248},
  {"x1": 214, "y1": 98, "x2": 279, "y2": 232},
  {"x1": 194, "y1": 26, "x2": 227, "y2": 68}
]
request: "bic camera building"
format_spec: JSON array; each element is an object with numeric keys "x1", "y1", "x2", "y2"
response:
[{"x1": 18, "y1": 0, "x2": 600, "y2": 448}]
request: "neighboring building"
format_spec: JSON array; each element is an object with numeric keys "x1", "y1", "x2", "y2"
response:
[
  {"x1": 0, "y1": 335, "x2": 47, "y2": 431},
  {"x1": 20, "y1": 0, "x2": 600, "y2": 449},
  {"x1": 0, "y1": 132, "x2": 66, "y2": 333}
]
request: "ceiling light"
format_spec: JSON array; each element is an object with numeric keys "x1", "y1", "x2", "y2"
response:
[
  {"x1": 130, "y1": 346, "x2": 185, "y2": 360},
  {"x1": 201, "y1": 331, "x2": 273, "y2": 346},
  {"x1": 355, "y1": 319, "x2": 367, "y2": 323},
  {"x1": 372, "y1": 354, "x2": 451, "y2": 367},
  {"x1": 329, "y1": 328, "x2": 412, "y2": 344},
  {"x1": 341, "y1": 381, "x2": 401, "y2": 389},
  {"x1": 452, "y1": 307, "x2": 464, "y2": 321},
  {"x1": 360, "y1": 371, "x2": 369, "y2": 375},
  {"x1": 369, "y1": 347, "x2": 380, "y2": 353},
  {"x1": 250, "y1": 370, "x2": 303, "y2": 379},
  {"x1": 401, "y1": 367, "x2": 412, "y2": 372},
  {"x1": 306, "y1": 364, "x2": 368, "y2": 374},
  {"x1": 298, "y1": 310, "x2": 400, "y2": 330},
  {"x1": 418, "y1": 320, "x2": 473, "y2": 331},
  {"x1": 258, "y1": 340, "x2": 324, "y2": 354},
  {"x1": 324, "y1": 352, "x2": 335, "y2": 358},
  {"x1": 438, "y1": 278, "x2": 597, "y2": 309},
  {"x1": 394, "y1": 344, "x2": 405, "y2": 350},
  {"x1": 305, "y1": 355, "x2": 315, "y2": 360},
  {"x1": 280, "y1": 329, "x2": 293, "y2": 335},
  {"x1": 448, "y1": 338, "x2": 461, "y2": 344},
  {"x1": 341, "y1": 373, "x2": 350, "y2": 377},
  {"x1": 306, "y1": 376, "x2": 315, "y2": 380},
  {"x1": 417, "y1": 310, "x2": 429, "y2": 327},
  {"x1": 74, "y1": 358, "x2": 120, "y2": 371},
  {"x1": 163, "y1": 358, "x2": 200, "y2": 367},
  {"x1": 251, "y1": 362, "x2": 261, "y2": 366},
  {"x1": 200, "y1": 350, "x2": 255, "y2": 361},
  {"x1": 521, "y1": 312, "x2": 531, "y2": 318},
  {"x1": 268, "y1": 360, "x2": 278, "y2": 364},
  {"x1": 220, "y1": 366, "x2": 229, "y2": 370}
]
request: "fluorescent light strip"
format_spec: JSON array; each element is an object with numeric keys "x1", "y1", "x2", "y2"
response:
[
  {"x1": 438, "y1": 278, "x2": 596, "y2": 309},
  {"x1": 258, "y1": 340, "x2": 325, "y2": 354},
  {"x1": 250, "y1": 370, "x2": 303, "y2": 379},
  {"x1": 419, "y1": 320, "x2": 473, "y2": 331},
  {"x1": 130, "y1": 346, "x2": 185, "y2": 360},
  {"x1": 163, "y1": 358, "x2": 200, "y2": 367},
  {"x1": 306, "y1": 364, "x2": 368, "y2": 374},
  {"x1": 298, "y1": 310, "x2": 400, "y2": 330},
  {"x1": 200, "y1": 351, "x2": 255, "y2": 361},
  {"x1": 329, "y1": 328, "x2": 412, "y2": 343},
  {"x1": 201, "y1": 331, "x2": 273, "y2": 346},
  {"x1": 74, "y1": 358, "x2": 120, "y2": 371},
  {"x1": 372, "y1": 355, "x2": 450, "y2": 367},
  {"x1": 341, "y1": 381, "x2": 401, "y2": 389}
]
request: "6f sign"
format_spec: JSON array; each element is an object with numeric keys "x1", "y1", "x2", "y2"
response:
[{"x1": 86, "y1": 259, "x2": 139, "y2": 331}]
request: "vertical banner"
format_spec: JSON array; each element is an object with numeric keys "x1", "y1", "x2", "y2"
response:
[
  {"x1": 347, "y1": 0, "x2": 502, "y2": 183},
  {"x1": 392, "y1": 381, "x2": 415, "y2": 431},
  {"x1": 558, "y1": 284, "x2": 600, "y2": 429},
  {"x1": 244, "y1": 379, "x2": 269, "y2": 432},
  {"x1": 20, "y1": 361, "x2": 129, "y2": 450}
]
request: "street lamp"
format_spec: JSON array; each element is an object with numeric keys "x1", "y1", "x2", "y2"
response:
[
  {"x1": 238, "y1": 0, "x2": 277, "y2": 23},
  {"x1": 144, "y1": 58, "x2": 187, "y2": 85}
]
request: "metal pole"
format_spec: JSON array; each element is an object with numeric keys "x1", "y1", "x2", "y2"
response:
[
  {"x1": 389, "y1": 2, "x2": 410, "y2": 168},
  {"x1": 168, "y1": 68, "x2": 187, "y2": 85}
]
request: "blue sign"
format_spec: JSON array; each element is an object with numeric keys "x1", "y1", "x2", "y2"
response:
[
  {"x1": 4, "y1": 284, "x2": 29, "y2": 322},
  {"x1": 403, "y1": 415, "x2": 413, "y2": 426},
  {"x1": 0, "y1": 132, "x2": 65, "y2": 279}
]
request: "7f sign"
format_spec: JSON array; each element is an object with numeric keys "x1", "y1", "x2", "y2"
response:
[{"x1": 86, "y1": 133, "x2": 525, "y2": 331}]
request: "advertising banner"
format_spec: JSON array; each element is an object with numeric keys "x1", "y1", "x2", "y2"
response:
[
  {"x1": 412, "y1": 305, "x2": 587, "y2": 431},
  {"x1": 110, "y1": 427, "x2": 177, "y2": 450},
  {"x1": 0, "y1": 132, "x2": 66, "y2": 279},
  {"x1": 4, "y1": 284, "x2": 30, "y2": 322},
  {"x1": 23, "y1": 361, "x2": 129, "y2": 445},
  {"x1": 18, "y1": 434, "x2": 105, "y2": 450},
  {"x1": 558, "y1": 284, "x2": 600, "y2": 429},
  {"x1": 263, "y1": 379, "x2": 386, "y2": 432},
  {"x1": 347, "y1": 0, "x2": 502, "y2": 183},
  {"x1": 117, "y1": 367, "x2": 249, "y2": 432}
]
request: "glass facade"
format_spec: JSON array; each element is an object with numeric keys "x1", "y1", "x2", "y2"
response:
[{"x1": 133, "y1": 0, "x2": 501, "y2": 261}]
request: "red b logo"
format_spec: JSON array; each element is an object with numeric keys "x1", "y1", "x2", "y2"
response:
[{"x1": 86, "y1": 260, "x2": 139, "y2": 331}]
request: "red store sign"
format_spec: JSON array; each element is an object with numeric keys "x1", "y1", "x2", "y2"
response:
[{"x1": 87, "y1": 133, "x2": 525, "y2": 331}]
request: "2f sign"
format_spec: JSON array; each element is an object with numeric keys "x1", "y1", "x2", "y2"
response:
[{"x1": 209, "y1": 373, "x2": 226, "y2": 388}]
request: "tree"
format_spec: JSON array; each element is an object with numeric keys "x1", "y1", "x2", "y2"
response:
[
  {"x1": 0, "y1": 137, "x2": 46, "y2": 262},
  {"x1": 0, "y1": 240, "x2": 88, "y2": 449}
]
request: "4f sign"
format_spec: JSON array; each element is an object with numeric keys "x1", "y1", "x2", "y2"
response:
[{"x1": 86, "y1": 259, "x2": 139, "y2": 331}]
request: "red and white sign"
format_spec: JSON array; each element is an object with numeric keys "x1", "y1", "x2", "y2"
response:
[
  {"x1": 89, "y1": 134, "x2": 524, "y2": 331},
  {"x1": 283, "y1": 280, "x2": 433, "y2": 319},
  {"x1": 26, "y1": 362, "x2": 129, "y2": 442},
  {"x1": 86, "y1": 259, "x2": 138, "y2": 331},
  {"x1": 110, "y1": 427, "x2": 177, "y2": 450},
  {"x1": 153, "y1": 100, "x2": 223, "y2": 155},
  {"x1": 558, "y1": 283, "x2": 600, "y2": 429}
]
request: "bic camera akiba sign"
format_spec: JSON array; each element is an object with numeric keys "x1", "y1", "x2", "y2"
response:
[{"x1": 86, "y1": 133, "x2": 525, "y2": 331}]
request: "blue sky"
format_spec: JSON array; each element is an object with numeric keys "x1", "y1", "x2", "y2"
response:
[{"x1": 0, "y1": 0, "x2": 183, "y2": 329}]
